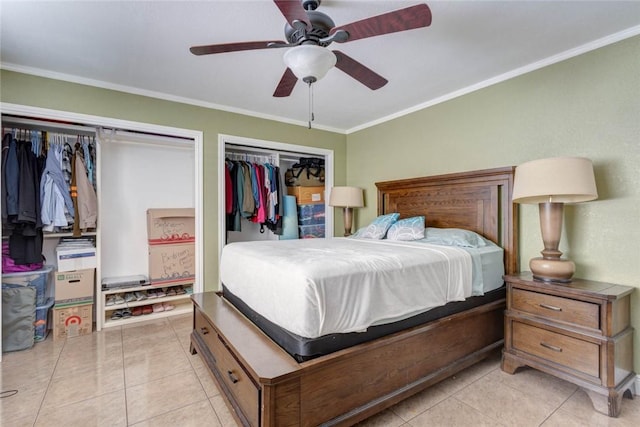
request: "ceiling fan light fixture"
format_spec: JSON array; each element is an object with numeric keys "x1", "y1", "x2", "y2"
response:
[{"x1": 283, "y1": 44, "x2": 336, "y2": 83}]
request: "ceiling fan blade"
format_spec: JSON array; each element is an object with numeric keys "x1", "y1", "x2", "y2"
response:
[
  {"x1": 273, "y1": 68, "x2": 298, "y2": 97},
  {"x1": 190, "y1": 40, "x2": 286, "y2": 56},
  {"x1": 274, "y1": 0, "x2": 311, "y2": 30},
  {"x1": 330, "y1": 4, "x2": 432, "y2": 43},
  {"x1": 333, "y1": 51, "x2": 387, "y2": 90}
]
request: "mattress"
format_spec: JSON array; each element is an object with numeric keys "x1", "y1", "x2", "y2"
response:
[
  {"x1": 220, "y1": 237, "x2": 504, "y2": 339},
  {"x1": 223, "y1": 285, "x2": 505, "y2": 362}
]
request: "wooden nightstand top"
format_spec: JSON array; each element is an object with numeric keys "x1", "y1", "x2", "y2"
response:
[{"x1": 504, "y1": 272, "x2": 634, "y2": 301}]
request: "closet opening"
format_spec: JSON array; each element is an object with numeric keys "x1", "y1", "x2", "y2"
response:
[{"x1": 1, "y1": 103, "x2": 203, "y2": 347}]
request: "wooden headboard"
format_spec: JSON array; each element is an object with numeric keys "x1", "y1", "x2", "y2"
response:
[{"x1": 376, "y1": 166, "x2": 518, "y2": 275}]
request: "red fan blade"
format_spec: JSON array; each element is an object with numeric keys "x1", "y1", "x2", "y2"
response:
[
  {"x1": 274, "y1": 0, "x2": 311, "y2": 30},
  {"x1": 190, "y1": 41, "x2": 286, "y2": 56},
  {"x1": 273, "y1": 68, "x2": 298, "y2": 97},
  {"x1": 331, "y1": 4, "x2": 432, "y2": 43},
  {"x1": 333, "y1": 51, "x2": 387, "y2": 90}
]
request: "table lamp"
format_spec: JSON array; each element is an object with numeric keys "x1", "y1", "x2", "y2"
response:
[
  {"x1": 512, "y1": 157, "x2": 598, "y2": 283},
  {"x1": 328, "y1": 186, "x2": 364, "y2": 237}
]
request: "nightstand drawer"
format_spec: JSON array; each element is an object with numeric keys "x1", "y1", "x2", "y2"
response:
[
  {"x1": 512, "y1": 288, "x2": 599, "y2": 329},
  {"x1": 512, "y1": 321, "x2": 600, "y2": 378}
]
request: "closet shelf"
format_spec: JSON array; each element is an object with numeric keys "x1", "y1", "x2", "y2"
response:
[
  {"x1": 101, "y1": 302, "x2": 192, "y2": 328},
  {"x1": 104, "y1": 294, "x2": 190, "y2": 310},
  {"x1": 102, "y1": 283, "x2": 191, "y2": 295},
  {"x1": 44, "y1": 231, "x2": 97, "y2": 239}
]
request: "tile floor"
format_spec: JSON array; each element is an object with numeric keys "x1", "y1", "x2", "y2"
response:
[{"x1": 1, "y1": 313, "x2": 639, "y2": 426}]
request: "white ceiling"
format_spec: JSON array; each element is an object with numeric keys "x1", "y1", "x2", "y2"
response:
[{"x1": 1, "y1": 1, "x2": 639, "y2": 133}]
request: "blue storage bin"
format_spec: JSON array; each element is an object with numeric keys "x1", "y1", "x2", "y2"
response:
[
  {"x1": 34, "y1": 298, "x2": 54, "y2": 342},
  {"x1": 299, "y1": 224, "x2": 325, "y2": 238},
  {"x1": 1, "y1": 265, "x2": 53, "y2": 306},
  {"x1": 297, "y1": 204, "x2": 325, "y2": 225}
]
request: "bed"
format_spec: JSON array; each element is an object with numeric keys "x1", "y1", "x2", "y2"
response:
[{"x1": 190, "y1": 166, "x2": 518, "y2": 426}]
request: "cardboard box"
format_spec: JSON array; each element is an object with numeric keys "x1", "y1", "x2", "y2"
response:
[
  {"x1": 147, "y1": 208, "x2": 195, "y2": 245},
  {"x1": 148, "y1": 243, "x2": 195, "y2": 286},
  {"x1": 54, "y1": 269, "x2": 95, "y2": 306},
  {"x1": 56, "y1": 246, "x2": 97, "y2": 272},
  {"x1": 52, "y1": 303, "x2": 93, "y2": 340},
  {"x1": 287, "y1": 186, "x2": 325, "y2": 205}
]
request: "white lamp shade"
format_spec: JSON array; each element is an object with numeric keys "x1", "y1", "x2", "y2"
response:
[
  {"x1": 329, "y1": 186, "x2": 364, "y2": 208},
  {"x1": 512, "y1": 157, "x2": 598, "y2": 204},
  {"x1": 283, "y1": 45, "x2": 337, "y2": 82}
]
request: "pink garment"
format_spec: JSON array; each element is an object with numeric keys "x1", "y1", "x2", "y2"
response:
[{"x1": 2, "y1": 241, "x2": 43, "y2": 273}]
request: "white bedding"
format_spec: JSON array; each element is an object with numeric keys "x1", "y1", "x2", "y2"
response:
[{"x1": 220, "y1": 237, "x2": 502, "y2": 339}]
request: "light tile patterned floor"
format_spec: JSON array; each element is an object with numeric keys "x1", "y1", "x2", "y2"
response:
[{"x1": 1, "y1": 314, "x2": 639, "y2": 426}]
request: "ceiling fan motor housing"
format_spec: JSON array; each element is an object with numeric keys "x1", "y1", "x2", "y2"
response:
[{"x1": 285, "y1": 10, "x2": 334, "y2": 47}]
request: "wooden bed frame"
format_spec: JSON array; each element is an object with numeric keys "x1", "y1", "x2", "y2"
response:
[{"x1": 190, "y1": 166, "x2": 518, "y2": 426}]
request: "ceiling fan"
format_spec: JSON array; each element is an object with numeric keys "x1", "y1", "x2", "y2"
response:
[{"x1": 190, "y1": 0, "x2": 432, "y2": 97}]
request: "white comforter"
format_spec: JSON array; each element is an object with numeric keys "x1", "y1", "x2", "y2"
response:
[{"x1": 220, "y1": 238, "x2": 474, "y2": 339}]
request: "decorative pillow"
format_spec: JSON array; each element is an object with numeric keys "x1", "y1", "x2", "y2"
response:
[
  {"x1": 356, "y1": 213, "x2": 400, "y2": 239},
  {"x1": 386, "y1": 216, "x2": 425, "y2": 241},
  {"x1": 423, "y1": 227, "x2": 487, "y2": 248}
]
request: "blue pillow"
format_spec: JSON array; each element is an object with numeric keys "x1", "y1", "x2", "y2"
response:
[
  {"x1": 355, "y1": 213, "x2": 400, "y2": 239},
  {"x1": 386, "y1": 216, "x2": 425, "y2": 241},
  {"x1": 423, "y1": 227, "x2": 487, "y2": 248}
]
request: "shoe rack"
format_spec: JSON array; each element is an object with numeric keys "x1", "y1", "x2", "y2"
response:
[{"x1": 101, "y1": 282, "x2": 192, "y2": 328}]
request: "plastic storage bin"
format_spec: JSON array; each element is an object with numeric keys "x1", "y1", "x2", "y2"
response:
[
  {"x1": 298, "y1": 224, "x2": 325, "y2": 238},
  {"x1": 34, "y1": 298, "x2": 54, "y2": 342},
  {"x1": 1, "y1": 265, "x2": 53, "y2": 306}
]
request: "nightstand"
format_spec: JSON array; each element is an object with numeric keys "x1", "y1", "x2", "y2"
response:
[{"x1": 502, "y1": 272, "x2": 635, "y2": 417}]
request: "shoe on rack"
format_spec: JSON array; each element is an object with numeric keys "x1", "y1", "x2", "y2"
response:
[
  {"x1": 134, "y1": 291, "x2": 147, "y2": 301},
  {"x1": 122, "y1": 308, "x2": 132, "y2": 318},
  {"x1": 114, "y1": 294, "x2": 125, "y2": 305},
  {"x1": 155, "y1": 288, "x2": 166, "y2": 298},
  {"x1": 152, "y1": 303, "x2": 165, "y2": 313},
  {"x1": 175, "y1": 286, "x2": 186, "y2": 295},
  {"x1": 163, "y1": 302, "x2": 175, "y2": 311},
  {"x1": 147, "y1": 290, "x2": 157, "y2": 299},
  {"x1": 166, "y1": 287, "x2": 177, "y2": 296},
  {"x1": 124, "y1": 292, "x2": 135, "y2": 303},
  {"x1": 106, "y1": 295, "x2": 117, "y2": 306},
  {"x1": 110, "y1": 309, "x2": 123, "y2": 320}
]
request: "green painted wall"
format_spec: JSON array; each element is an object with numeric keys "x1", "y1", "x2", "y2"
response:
[
  {"x1": 347, "y1": 36, "x2": 640, "y2": 370},
  {"x1": 0, "y1": 70, "x2": 347, "y2": 291}
]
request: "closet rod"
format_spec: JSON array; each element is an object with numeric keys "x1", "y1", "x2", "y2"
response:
[
  {"x1": 2, "y1": 116, "x2": 97, "y2": 136},
  {"x1": 99, "y1": 128, "x2": 193, "y2": 147}
]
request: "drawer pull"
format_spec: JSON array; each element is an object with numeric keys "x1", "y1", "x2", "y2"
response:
[
  {"x1": 540, "y1": 342, "x2": 562, "y2": 352},
  {"x1": 199, "y1": 327, "x2": 210, "y2": 335},
  {"x1": 227, "y1": 370, "x2": 239, "y2": 384},
  {"x1": 539, "y1": 303, "x2": 562, "y2": 312}
]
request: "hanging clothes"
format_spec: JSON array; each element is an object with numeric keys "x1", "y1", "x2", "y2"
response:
[
  {"x1": 4, "y1": 137, "x2": 44, "y2": 265},
  {"x1": 224, "y1": 154, "x2": 283, "y2": 235},
  {"x1": 74, "y1": 147, "x2": 98, "y2": 230},
  {"x1": 40, "y1": 143, "x2": 75, "y2": 231}
]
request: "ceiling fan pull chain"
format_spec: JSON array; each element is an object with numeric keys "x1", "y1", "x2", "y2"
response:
[{"x1": 308, "y1": 80, "x2": 314, "y2": 129}]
